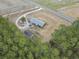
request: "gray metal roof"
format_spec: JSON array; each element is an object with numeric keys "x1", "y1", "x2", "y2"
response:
[{"x1": 30, "y1": 18, "x2": 45, "y2": 27}]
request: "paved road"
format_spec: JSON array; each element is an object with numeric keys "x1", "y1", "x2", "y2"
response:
[{"x1": 28, "y1": 0, "x2": 76, "y2": 23}]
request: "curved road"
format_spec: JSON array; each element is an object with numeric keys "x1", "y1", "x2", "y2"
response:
[{"x1": 16, "y1": 7, "x2": 42, "y2": 30}]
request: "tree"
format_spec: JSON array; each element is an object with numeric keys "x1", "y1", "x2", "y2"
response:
[
  {"x1": 0, "y1": 16, "x2": 61, "y2": 59},
  {"x1": 50, "y1": 20, "x2": 79, "y2": 59},
  {"x1": 1, "y1": 16, "x2": 79, "y2": 59}
]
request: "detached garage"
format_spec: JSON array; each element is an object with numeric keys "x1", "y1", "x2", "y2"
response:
[{"x1": 30, "y1": 18, "x2": 46, "y2": 28}]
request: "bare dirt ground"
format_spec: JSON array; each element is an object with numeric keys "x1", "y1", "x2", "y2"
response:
[
  {"x1": 58, "y1": 3, "x2": 79, "y2": 19},
  {"x1": 28, "y1": 9, "x2": 69, "y2": 42},
  {"x1": 64, "y1": 7, "x2": 79, "y2": 18}
]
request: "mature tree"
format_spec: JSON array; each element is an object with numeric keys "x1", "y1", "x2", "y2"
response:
[
  {"x1": 0, "y1": 16, "x2": 61, "y2": 59},
  {"x1": 50, "y1": 20, "x2": 79, "y2": 59},
  {"x1": 1, "y1": 16, "x2": 79, "y2": 59}
]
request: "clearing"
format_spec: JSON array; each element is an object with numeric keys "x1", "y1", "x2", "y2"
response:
[{"x1": 26, "y1": 9, "x2": 69, "y2": 42}]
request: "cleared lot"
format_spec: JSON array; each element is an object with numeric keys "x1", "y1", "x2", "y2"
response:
[
  {"x1": 5, "y1": 7, "x2": 70, "y2": 42},
  {"x1": 64, "y1": 7, "x2": 79, "y2": 18},
  {"x1": 28, "y1": 9, "x2": 69, "y2": 42},
  {"x1": 59, "y1": 3, "x2": 79, "y2": 18},
  {"x1": 0, "y1": 0, "x2": 71, "y2": 42}
]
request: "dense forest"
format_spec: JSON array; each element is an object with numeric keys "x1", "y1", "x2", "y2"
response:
[{"x1": 0, "y1": 16, "x2": 79, "y2": 59}]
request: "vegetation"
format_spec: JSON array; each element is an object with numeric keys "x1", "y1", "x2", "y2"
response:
[
  {"x1": 20, "y1": 17, "x2": 26, "y2": 23},
  {"x1": 0, "y1": 16, "x2": 60, "y2": 59},
  {"x1": 33, "y1": 0, "x2": 78, "y2": 9},
  {"x1": 0, "y1": 16, "x2": 79, "y2": 59},
  {"x1": 50, "y1": 20, "x2": 79, "y2": 59}
]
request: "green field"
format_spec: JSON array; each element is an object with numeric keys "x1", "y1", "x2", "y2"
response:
[{"x1": 33, "y1": 0, "x2": 78, "y2": 9}]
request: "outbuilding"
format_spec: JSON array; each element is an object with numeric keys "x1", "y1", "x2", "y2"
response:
[{"x1": 30, "y1": 18, "x2": 46, "y2": 27}]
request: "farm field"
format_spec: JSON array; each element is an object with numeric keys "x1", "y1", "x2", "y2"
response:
[{"x1": 27, "y1": 9, "x2": 69, "y2": 42}]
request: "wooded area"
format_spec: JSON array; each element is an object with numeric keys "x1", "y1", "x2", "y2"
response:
[{"x1": 0, "y1": 16, "x2": 79, "y2": 59}]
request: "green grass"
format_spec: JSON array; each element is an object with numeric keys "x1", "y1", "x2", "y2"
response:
[
  {"x1": 65, "y1": 3, "x2": 79, "y2": 9},
  {"x1": 33, "y1": 0, "x2": 78, "y2": 10}
]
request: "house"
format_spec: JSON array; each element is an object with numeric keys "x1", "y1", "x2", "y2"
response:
[{"x1": 30, "y1": 18, "x2": 46, "y2": 27}]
